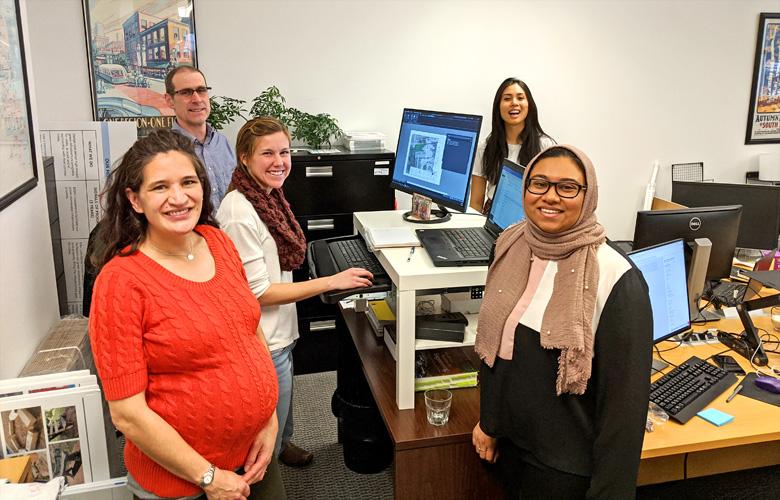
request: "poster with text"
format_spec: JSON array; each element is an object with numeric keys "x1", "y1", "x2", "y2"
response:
[{"x1": 746, "y1": 13, "x2": 780, "y2": 144}]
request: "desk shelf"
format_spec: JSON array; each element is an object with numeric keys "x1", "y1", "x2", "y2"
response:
[{"x1": 354, "y1": 210, "x2": 487, "y2": 409}]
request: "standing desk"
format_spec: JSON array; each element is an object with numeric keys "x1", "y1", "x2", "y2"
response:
[{"x1": 353, "y1": 210, "x2": 487, "y2": 410}]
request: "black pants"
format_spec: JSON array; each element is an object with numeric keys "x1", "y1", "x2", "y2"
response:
[{"x1": 497, "y1": 439, "x2": 589, "y2": 500}]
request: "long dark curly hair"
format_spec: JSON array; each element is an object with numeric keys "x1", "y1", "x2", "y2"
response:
[
  {"x1": 92, "y1": 128, "x2": 218, "y2": 269},
  {"x1": 482, "y1": 78, "x2": 550, "y2": 187}
]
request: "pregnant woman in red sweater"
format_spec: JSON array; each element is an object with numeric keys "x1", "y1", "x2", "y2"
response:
[{"x1": 89, "y1": 129, "x2": 284, "y2": 500}]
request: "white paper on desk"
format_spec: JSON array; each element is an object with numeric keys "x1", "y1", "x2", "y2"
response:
[{"x1": 364, "y1": 227, "x2": 421, "y2": 249}]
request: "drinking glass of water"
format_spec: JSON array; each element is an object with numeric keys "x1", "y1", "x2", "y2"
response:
[{"x1": 424, "y1": 389, "x2": 452, "y2": 426}]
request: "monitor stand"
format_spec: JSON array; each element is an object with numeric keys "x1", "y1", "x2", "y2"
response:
[{"x1": 402, "y1": 204, "x2": 452, "y2": 224}]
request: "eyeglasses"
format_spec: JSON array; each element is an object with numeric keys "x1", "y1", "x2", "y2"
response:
[
  {"x1": 171, "y1": 86, "x2": 211, "y2": 98},
  {"x1": 526, "y1": 177, "x2": 587, "y2": 198}
]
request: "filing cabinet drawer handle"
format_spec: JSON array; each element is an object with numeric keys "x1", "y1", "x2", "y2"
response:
[
  {"x1": 309, "y1": 320, "x2": 337, "y2": 332},
  {"x1": 307, "y1": 219, "x2": 335, "y2": 231},
  {"x1": 305, "y1": 166, "x2": 333, "y2": 177}
]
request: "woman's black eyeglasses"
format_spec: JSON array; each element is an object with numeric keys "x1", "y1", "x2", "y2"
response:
[
  {"x1": 171, "y1": 86, "x2": 211, "y2": 98},
  {"x1": 526, "y1": 177, "x2": 587, "y2": 198}
]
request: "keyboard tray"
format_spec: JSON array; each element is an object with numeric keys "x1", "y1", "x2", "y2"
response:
[{"x1": 307, "y1": 235, "x2": 392, "y2": 304}]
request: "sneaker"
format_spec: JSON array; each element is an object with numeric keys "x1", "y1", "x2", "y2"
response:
[{"x1": 279, "y1": 442, "x2": 314, "y2": 467}]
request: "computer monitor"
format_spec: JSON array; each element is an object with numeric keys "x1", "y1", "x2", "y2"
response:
[
  {"x1": 628, "y1": 239, "x2": 691, "y2": 344},
  {"x1": 671, "y1": 181, "x2": 780, "y2": 250},
  {"x1": 632, "y1": 205, "x2": 742, "y2": 283},
  {"x1": 390, "y1": 108, "x2": 482, "y2": 223}
]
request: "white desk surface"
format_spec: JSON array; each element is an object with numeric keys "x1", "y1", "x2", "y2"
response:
[{"x1": 353, "y1": 210, "x2": 489, "y2": 291}]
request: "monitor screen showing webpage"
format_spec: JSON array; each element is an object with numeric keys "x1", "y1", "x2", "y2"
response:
[
  {"x1": 390, "y1": 109, "x2": 482, "y2": 213},
  {"x1": 629, "y1": 239, "x2": 691, "y2": 342},
  {"x1": 488, "y1": 158, "x2": 526, "y2": 231}
]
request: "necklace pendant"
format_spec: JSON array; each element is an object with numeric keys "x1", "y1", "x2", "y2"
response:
[{"x1": 186, "y1": 253, "x2": 195, "y2": 261}]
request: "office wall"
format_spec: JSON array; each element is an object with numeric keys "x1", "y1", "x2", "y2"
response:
[
  {"x1": 1, "y1": 0, "x2": 60, "y2": 379},
  {"x1": 26, "y1": 0, "x2": 780, "y2": 239}
]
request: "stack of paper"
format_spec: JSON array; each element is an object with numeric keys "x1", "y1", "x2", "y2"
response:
[{"x1": 364, "y1": 227, "x2": 420, "y2": 250}]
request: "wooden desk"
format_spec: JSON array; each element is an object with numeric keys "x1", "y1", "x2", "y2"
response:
[
  {"x1": 342, "y1": 307, "x2": 503, "y2": 499},
  {"x1": 344, "y1": 301, "x2": 780, "y2": 494},
  {"x1": 638, "y1": 313, "x2": 780, "y2": 484},
  {"x1": 0, "y1": 455, "x2": 33, "y2": 483}
]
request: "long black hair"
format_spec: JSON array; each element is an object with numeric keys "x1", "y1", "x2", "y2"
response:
[
  {"x1": 482, "y1": 78, "x2": 550, "y2": 187},
  {"x1": 92, "y1": 129, "x2": 218, "y2": 270}
]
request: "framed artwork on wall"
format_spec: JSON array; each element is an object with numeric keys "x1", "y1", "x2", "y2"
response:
[
  {"x1": 0, "y1": 0, "x2": 38, "y2": 212},
  {"x1": 82, "y1": 0, "x2": 197, "y2": 131},
  {"x1": 746, "y1": 13, "x2": 780, "y2": 144}
]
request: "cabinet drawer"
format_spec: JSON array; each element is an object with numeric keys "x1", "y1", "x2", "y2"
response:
[
  {"x1": 286, "y1": 159, "x2": 395, "y2": 215},
  {"x1": 298, "y1": 213, "x2": 353, "y2": 242},
  {"x1": 293, "y1": 316, "x2": 340, "y2": 375},
  {"x1": 296, "y1": 295, "x2": 339, "y2": 321}
]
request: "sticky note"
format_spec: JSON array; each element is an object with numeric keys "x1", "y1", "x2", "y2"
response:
[{"x1": 696, "y1": 408, "x2": 734, "y2": 426}]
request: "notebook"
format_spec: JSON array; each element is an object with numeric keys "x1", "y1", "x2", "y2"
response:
[{"x1": 416, "y1": 159, "x2": 525, "y2": 267}]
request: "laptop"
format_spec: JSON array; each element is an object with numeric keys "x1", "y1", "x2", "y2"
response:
[{"x1": 416, "y1": 159, "x2": 526, "y2": 267}]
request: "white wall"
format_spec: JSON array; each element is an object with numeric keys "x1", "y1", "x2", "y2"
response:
[
  {"x1": 0, "y1": 0, "x2": 60, "y2": 378},
  {"x1": 10, "y1": 0, "x2": 780, "y2": 375}
]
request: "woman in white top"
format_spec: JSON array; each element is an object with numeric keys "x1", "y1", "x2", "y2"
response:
[
  {"x1": 217, "y1": 117, "x2": 372, "y2": 467},
  {"x1": 470, "y1": 78, "x2": 554, "y2": 214}
]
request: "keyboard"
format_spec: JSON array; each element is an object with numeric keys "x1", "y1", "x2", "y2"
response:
[
  {"x1": 442, "y1": 228, "x2": 492, "y2": 258},
  {"x1": 706, "y1": 281, "x2": 747, "y2": 307},
  {"x1": 649, "y1": 355, "x2": 737, "y2": 424},
  {"x1": 330, "y1": 238, "x2": 386, "y2": 276}
]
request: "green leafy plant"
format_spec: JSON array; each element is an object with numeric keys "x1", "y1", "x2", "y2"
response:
[
  {"x1": 207, "y1": 86, "x2": 343, "y2": 148},
  {"x1": 207, "y1": 96, "x2": 247, "y2": 130}
]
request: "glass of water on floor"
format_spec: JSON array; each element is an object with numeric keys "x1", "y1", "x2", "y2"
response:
[{"x1": 424, "y1": 389, "x2": 452, "y2": 426}]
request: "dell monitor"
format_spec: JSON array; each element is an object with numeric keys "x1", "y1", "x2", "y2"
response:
[
  {"x1": 632, "y1": 205, "x2": 742, "y2": 283},
  {"x1": 672, "y1": 181, "x2": 780, "y2": 250},
  {"x1": 390, "y1": 108, "x2": 482, "y2": 223}
]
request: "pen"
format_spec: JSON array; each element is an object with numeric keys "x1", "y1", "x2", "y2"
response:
[
  {"x1": 407, "y1": 246, "x2": 415, "y2": 262},
  {"x1": 726, "y1": 383, "x2": 743, "y2": 403}
]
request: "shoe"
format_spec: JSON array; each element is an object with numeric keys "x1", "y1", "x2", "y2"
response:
[{"x1": 279, "y1": 442, "x2": 314, "y2": 467}]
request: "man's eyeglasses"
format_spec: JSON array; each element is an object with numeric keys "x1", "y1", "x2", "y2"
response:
[
  {"x1": 171, "y1": 86, "x2": 211, "y2": 98},
  {"x1": 526, "y1": 177, "x2": 587, "y2": 198}
]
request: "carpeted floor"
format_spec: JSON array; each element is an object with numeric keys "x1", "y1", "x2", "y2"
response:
[{"x1": 279, "y1": 371, "x2": 393, "y2": 500}]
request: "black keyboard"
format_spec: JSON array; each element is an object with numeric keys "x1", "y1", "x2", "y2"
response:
[
  {"x1": 330, "y1": 238, "x2": 386, "y2": 276},
  {"x1": 443, "y1": 228, "x2": 492, "y2": 258},
  {"x1": 649, "y1": 356, "x2": 737, "y2": 424},
  {"x1": 706, "y1": 281, "x2": 747, "y2": 307}
]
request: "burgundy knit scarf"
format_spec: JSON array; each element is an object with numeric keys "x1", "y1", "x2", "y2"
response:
[{"x1": 230, "y1": 165, "x2": 306, "y2": 271}]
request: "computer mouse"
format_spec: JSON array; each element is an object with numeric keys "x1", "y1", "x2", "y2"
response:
[{"x1": 754, "y1": 376, "x2": 780, "y2": 394}]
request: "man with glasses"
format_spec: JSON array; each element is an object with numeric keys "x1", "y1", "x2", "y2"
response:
[{"x1": 165, "y1": 66, "x2": 235, "y2": 210}]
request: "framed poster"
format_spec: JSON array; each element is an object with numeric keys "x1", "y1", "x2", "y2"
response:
[
  {"x1": 0, "y1": 0, "x2": 38, "y2": 212},
  {"x1": 746, "y1": 13, "x2": 780, "y2": 144},
  {"x1": 82, "y1": 0, "x2": 197, "y2": 129}
]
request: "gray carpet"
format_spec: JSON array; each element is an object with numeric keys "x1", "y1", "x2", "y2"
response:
[{"x1": 280, "y1": 371, "x2": 393, "y2": 500}]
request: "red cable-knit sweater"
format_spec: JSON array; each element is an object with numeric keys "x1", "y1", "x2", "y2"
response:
[{"x1": 89, "y1": 225, "x2": 278, "y2": 497}]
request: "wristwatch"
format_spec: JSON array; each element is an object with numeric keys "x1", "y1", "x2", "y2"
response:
[{"x1": 198, "y1": 464, "x2": 216, "y2": 488}]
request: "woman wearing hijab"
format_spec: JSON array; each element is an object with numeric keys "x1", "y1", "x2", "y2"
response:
[
  {"x1": 217, "y1": 117, "x2": 373, "y2": 467},
  {"x1": 472, "y1": 145, "x2": 653, "y2": 498}
]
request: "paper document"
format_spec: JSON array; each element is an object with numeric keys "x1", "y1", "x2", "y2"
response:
[{"x1": 365, "y1": 227, "x2": 421, "y2": 249}]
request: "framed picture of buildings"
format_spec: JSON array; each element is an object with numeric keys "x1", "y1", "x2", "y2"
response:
[
  {"x1": 82, "y1": 0, "x2": 197, "y2": 129},
  {"x1": 745, "y1": 13, "x2": 780, "y2": 144},
  {"x1": 0, "y1": 0, "x2": 38, "y2": 212}
]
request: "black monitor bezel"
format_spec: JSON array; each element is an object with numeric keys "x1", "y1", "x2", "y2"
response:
[
  {"x1": 628, "y1": 238, "x2": 692, "y2": 343},
  {"x1": 390, "y1": 108, "x2": 482, "y2": 214},
  {"x1": 671, "y1": 180, "x2": 780, "y2": 250},
  {"x1": 632, "y1": 205, "x2": 743, "y2": 282}
]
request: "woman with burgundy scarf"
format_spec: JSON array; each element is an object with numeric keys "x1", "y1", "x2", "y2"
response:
[
  {"x1": 472, "y1": 145, "x2": 653, "y2": 498},
  {"x1": 217, "y1": 117, "x2": 373, "y2": 467}
]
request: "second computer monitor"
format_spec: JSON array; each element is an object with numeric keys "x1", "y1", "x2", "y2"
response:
[
  {"x1": 632, "y1": 205, "x2": 742, "y2": 283},
  {"x1": 672, "y1": 180, "x2": 780, "y2": 250},
  {"x1": 628, "y1": 239, "x2": 691, "y2": 343},
  {"x1": 390, "y1": 109, "x2": 482, "y2": 216}
]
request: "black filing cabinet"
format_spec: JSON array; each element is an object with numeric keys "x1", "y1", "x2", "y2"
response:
[{"x1": 286, "y1": 147, "x2": 395, "y2": 374}]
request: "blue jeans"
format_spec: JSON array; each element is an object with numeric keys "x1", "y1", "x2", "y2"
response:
[{"x1": 271, "y1": 342, "x2": 295, "y2": 456}]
